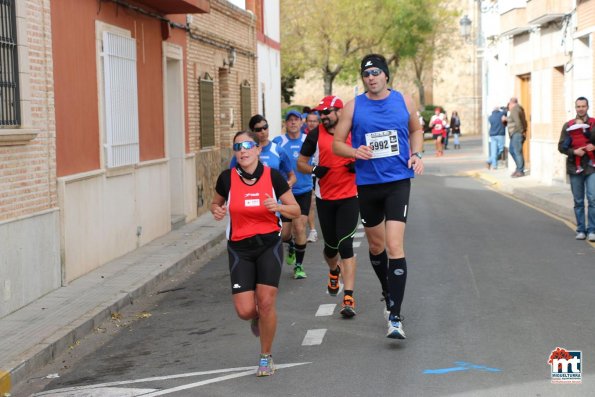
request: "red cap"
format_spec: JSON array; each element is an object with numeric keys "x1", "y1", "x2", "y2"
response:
[{"x1": 314, "y1": 95, "x2": 344, "y2": 111}]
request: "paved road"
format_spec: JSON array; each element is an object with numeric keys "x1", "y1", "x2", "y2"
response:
[{"x1": 16, "y1": 137, "x2": 595, "y2": 396}]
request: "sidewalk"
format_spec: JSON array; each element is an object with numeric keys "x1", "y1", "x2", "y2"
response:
[
  {"x1": 0, "y1": 213, "x2": 227, "y2": 395},
  {"x1": 466, "y1": 166, "x2": 576, "y2": 227},
  {"x1": 0, "y1": 158, "x2": 587, "y2": 395}
]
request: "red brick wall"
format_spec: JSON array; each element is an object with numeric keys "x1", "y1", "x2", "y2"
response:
[{"x1": 0, "y1": 0, "x2": 57, "y2": 222}]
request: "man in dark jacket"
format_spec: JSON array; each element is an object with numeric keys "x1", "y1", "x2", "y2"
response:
[
  {"x1": 557, "y1": 96, "x2": 595, "y2": 241},
  {"x1": 486, "y1": 107, "x2": 507, "y2": 169}
]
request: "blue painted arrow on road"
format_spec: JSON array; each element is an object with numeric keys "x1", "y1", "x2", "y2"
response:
[{"x1": 424, "y1": 361, "x2": 502, "y2": 374}]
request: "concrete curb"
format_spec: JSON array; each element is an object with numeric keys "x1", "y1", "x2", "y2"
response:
[{"x1": 0, "y1": 215, "x2": 227, "y2": 394}]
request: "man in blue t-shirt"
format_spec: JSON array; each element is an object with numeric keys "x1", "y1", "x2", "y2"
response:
[{"x1": 272, "y1": 110, "x2": 313, "y2": 279}]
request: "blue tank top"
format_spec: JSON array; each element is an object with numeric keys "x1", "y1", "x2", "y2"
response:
[
  {"x1": 272, "y1": 133, "x2": 312, "y2": 195},
  {"x1": 352, "y1": 90, "x2": 414, "y2": 185}
]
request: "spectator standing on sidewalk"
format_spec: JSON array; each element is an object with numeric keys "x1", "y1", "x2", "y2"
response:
[
  {"x1": 557, "y1": 96, "x2": 595, "y2": 241},
  {"x1": 298, "y1": 95, "x2": 360, "y2": 318},
  {"x1": 450, "y1": 111, "x2": 461, "y2": 149},
  {"x1": 486, "y1": 106, "x2": 507, "y2": 169},
  {"x1": 333, "y1": 54, "x2": 424, "y2": 339},
  {"x1": 507, "y1": 97, "x2": 528, "y2": 177},
  {"x1": 211, "y1": 130, "x2": 300, "y2": 376}
]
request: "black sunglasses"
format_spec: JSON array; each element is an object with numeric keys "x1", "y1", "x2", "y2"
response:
[
  {"x1": 319, "y1": 108, "x2": 335, "y2": 116},
  {"x1": 362, "y1": 68, "x2": 383, "y2": 78},
  {"x1": 253, "y1": 124, "x2": 269, "y2": 132},
  {"x1": 232, "y1": 141, "x2": 259, "y2": 151}
]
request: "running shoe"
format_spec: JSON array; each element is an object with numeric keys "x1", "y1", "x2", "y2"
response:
[
  {"x1": 386, "y1": 315, "x2": 406, "y2": 339},
  {"x1": 250, "y1": 317, "x2": 260, "y2": 337},
  {"x1": 286, "y1": 248, "x2": 296, "y2": 266},
  {"x1": 307, "y1": 229, "x2": 318, "y2": 242},
  {"x1": 294, "y1": 265, "x2": 307, "y2": 279},
  {"x1": 340, "y1": 295, "x2": 356, "y2": 318},
  {"x1": 256, "y1": 354, "x2": 275, "y2": 377},
  {"x1": 327, "y1": 267, "x2": 341, "y2": 296}
]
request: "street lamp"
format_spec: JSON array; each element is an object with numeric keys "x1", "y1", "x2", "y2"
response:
[{"x1": 459, "y1": 15, "x2": 472, "y2": 42}]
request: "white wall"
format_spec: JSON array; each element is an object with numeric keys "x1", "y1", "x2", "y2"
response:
[
  {"x1": 58, "y1": 162, "x2": 170, "y2": 283},
  {"x1": 258, "y1": 44, "x2": 282, "y2": 137}
]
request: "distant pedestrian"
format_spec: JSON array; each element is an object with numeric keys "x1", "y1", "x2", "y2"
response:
[
  {"x1": 430, "y1": 107, "x2": 446, "y2": 156},
  {"x1": 486, "y1": 107, "x2": 507, "y2": 169},
  {"x1": 333, "y1": 54, "x2": 424, "y2": 339},
  {"x1": 557, "y1": 97, "x2": 595, "y2": 241},
  {"x1": 450, "y1": 111, "x2": 461, "y2": 149},
  {"x1": 298, "y1": 95, "x2": 359, "y2": 318},
  {"x1": 507, "y1": 97, "x2": 528, "y2": 177},
  {"x1": 211, "y1": 130, "x2": 300, "y2": 376}
]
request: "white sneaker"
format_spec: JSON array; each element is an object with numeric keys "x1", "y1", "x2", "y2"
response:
[
  {"x1": 588, "y1": 232, "x2": 595, "y2": 242},
  {"x1": 386, "y1": 315, "x2": 406, "y2": 339},
  {"x1": 307, "y1": 229, "x2": 318, "y2": 242},
  {"x1": 576, "y1": 232, "x2": 587, "y2": 240}
]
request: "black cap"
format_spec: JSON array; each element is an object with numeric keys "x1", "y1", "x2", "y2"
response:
[{"x1": 361, "y1": 54, "x2": 389, "y2": 81}]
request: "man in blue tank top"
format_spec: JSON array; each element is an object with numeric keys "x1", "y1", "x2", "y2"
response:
[{"x1": 333, "y1": 54, "x2": 424, "y2": 340}]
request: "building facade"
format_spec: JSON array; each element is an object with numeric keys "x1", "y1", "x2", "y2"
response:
[
  {"x1": 482, "y1": 0, "x2": 594, "y2": 184},
  {"x1": 186, "y1": 0, "x2": 258, "y2": 215}
]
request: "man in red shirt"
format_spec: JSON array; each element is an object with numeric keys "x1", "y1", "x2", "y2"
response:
[{"x1": 298, "y1": 96, "x2": 359, "y2": 318}]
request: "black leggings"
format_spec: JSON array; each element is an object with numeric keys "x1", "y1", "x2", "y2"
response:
[{"x1": 316, "y1": 196, "x2": 359, "y2": 259}]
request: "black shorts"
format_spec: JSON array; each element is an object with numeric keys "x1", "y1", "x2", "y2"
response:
[
  {"x1": 357, "y1": 179, "x2": 411, "y2": 227},
  {"x1": 280, "y1": 191, "x2": 312, "y2": 222},
  {"x1": 227, "y1": 232, "x2": 283, "y2": 294},
  {"x1": 316, "y1": 196, "x2": 359, "y2": 258}
]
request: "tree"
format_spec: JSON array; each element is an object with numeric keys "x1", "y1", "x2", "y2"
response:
[{"x1": 281, "y1": 0, "x2": 386, "y2": 97}]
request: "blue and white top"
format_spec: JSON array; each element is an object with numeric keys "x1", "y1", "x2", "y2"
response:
[
  {"x1": 272, "y1": 133, "x2": 312, "y2": 195},
  {"x1": 352, "y1": 90, "x2": 414, "y2": 185}
]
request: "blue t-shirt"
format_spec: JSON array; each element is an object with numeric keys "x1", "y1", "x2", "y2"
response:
[
  {"x1": 272, "y1": 133, "x2": 312, "y2": 195},
  {"x1": 230, "y1": 141, "x2": 292, "y2": 178},
  {"x1": 351, "y1": 90, "x2": 414, "y2": 185}
]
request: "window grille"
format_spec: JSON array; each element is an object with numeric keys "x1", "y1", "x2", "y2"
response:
[
  {"x1": 240, "y1": 81, "x2": 251, "y2": 131},
  {"x1": 0, "y1": 0, "x2": 20, "y2": 127},
  {"x1": 102, "y1": 31, "x2": 139, "y2": 167},
  {"x1": 199, "y1": 74, "x2": 215, "y2": 148}
]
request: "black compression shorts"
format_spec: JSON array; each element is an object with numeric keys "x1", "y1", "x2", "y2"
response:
[
  {"x1": 316, "y1": 196, "x2": 359, "y2": 259},
  {"x1": 357, "y1": 179, "x2": 411, "y2": 227},
  {"x1": 227, "y1": 232, "x2": 283, "y2": 294}
]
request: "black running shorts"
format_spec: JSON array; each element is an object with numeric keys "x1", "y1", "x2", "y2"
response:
[
  {"x1": 280, "y1": 190, "x2": 312, "y2": 222},
  {"x1": 227, "y1": 232, "x2": 283, "y2": 294},
  {"x1": 357, "y1": 179, "x2": 411, "y2": 227}
]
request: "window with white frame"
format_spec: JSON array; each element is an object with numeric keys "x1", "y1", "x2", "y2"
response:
[{"x1": 101, "y1": 31, "x2": 139, "y2": 168}]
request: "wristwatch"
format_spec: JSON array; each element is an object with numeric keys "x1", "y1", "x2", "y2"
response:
[{"x1": 412, "y1": 152, "x2": 423, "y2": 159}]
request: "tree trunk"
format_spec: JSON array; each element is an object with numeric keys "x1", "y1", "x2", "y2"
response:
[
  {"x1": 323, "y1": 73, "x2": 335, "y2": 96},
  {"x1": 415, "y1": 79, "x2": 426, "y2": 107}
]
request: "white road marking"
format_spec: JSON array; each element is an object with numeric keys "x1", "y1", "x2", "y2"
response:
[
  {"x1": 354, "y1": 232, "x2": 365, "y2": 238},
  {"x1": 302, "y1": 329, "x2": 327, "y2": 346},
  {"x1": 315, "y1": 304, "x2": 336, "y2": 316},
  {"x1": 34, "y1": 388, "x2": 157, "y2": 397},
  {"x1": 33, "y1": 363, "x2": 310, "y2": 396},
  {"x1": 353, "y1": 241, "x2": 361, "y2": 248}
]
